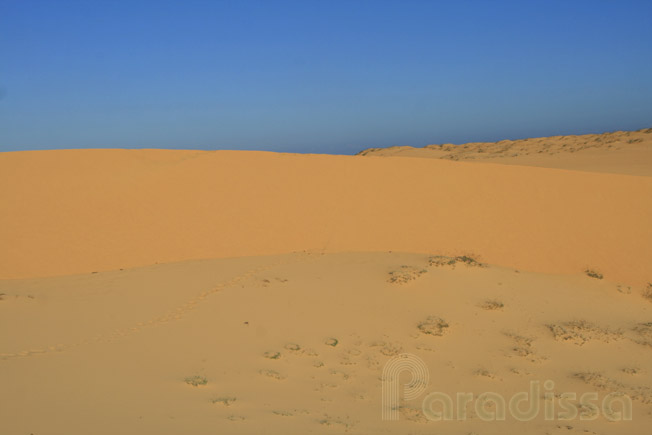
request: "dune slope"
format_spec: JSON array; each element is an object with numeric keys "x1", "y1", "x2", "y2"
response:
[{"x1": 1, "y1": 149, "x2": 651, "y2": 285}]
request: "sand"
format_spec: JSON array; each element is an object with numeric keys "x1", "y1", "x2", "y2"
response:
[
  {"x1": 358, "y1": 127, "x2": 652, "y2": 176},
  {"x1": 1, "y1": 146, "x2": 651, "y2": 284},
  {"x1": 1, "y1": 127, "x2": 651, "y2": 434}
]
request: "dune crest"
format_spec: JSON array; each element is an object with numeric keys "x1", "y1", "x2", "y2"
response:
[{"x1": 358, "y1": 127, "x2": 652, "y2": 176}]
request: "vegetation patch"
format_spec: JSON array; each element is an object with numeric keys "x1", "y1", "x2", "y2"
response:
[
  {"x1": 324, "y1": 337, "x2": 338, "y2": 347},
  {"x1": 184, "y1": 375, "x2": 208, "y2": 387},
  {"x1": 387, "y1": 265, "x2": 428, "y2": 284},
  {"x1": 584, "y1": 269, "x2": 604, "y2": 279},
  {"x1": 642, "y1": 283, "x2": 652, "y2": 302},
  {"x1": 547, "y1": 320, "x2": 621, "y2": 345},
  {"x1": 480, "y1": 300, "x2": 504, "y2": 310},
  {"x1": 417, "y1": 316, "x2": 449, "y2": 336},
  {"x1": 211, "y1": 397, "x2": 236, "y2": 406},
  {"x1": 263, "y1": 351, "x2": 281, "y2": 360},
  {"x1": 428, "y1": 255, "x2": 486, "y2": 268}
]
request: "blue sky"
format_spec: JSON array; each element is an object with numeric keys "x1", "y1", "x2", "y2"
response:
[{"x1": 1, "y1": 0, "x2": 651, "y2": 154}]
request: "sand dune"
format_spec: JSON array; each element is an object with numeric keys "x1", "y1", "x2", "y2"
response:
[
  {"x1": 1, "y1": 148, "x2": 651, "y2": 285},
  {"x1": 358, "y1": 127, "x2": 652, "y2": 176},
  {"x1": 2, "y1": 135, "x2": 652, "y2": 434},
  {"x1": 2, "y1": 252, "x2": 652, "y2": 434}
]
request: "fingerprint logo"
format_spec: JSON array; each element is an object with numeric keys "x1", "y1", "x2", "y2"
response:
[{"x1": 381, "y1": 353, "x2": 429, "y2": 420}]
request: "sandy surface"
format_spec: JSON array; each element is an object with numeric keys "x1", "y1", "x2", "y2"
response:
[
  {"x1": 1, "y1": 148, "x2": 651, "y2": 284},
  {"x1": 1, "y1": 128, "x2": 651, "y2": 434},
  {"x1": 358, "y1": 127, "x2": 652, "y2": 176},
  {"x1": 2, "y1": 253, "x2": 652, "y2": 434}
]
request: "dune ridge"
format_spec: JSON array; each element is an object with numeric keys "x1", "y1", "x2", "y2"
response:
[{"x1": 358, "y1": 127, "x2": 652, "y2": 176}]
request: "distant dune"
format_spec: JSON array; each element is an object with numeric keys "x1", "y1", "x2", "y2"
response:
[
  {"x1": 358, "y1": 127, "x2": 652, "y2": 176},
  {"x1": 1, "y1": 147, "x2": 651, "y2": 283}
]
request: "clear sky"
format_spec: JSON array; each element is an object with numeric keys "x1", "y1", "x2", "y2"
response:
[{"x1": 1, "y1": 0, "x2": 651, "y2": 154}]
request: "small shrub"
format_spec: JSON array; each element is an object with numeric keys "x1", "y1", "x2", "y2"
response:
[
  {"x1": 211, "y1": 397, "x2": 236, "y2": 406},
  {"x1": 417, "y1": 316, "x2": 449, "y2": 336},
  {"x1": 272, "y1": 410, "x2": 293, "y2": 417},
  {"x1": 428, "y1": 255, "x2": 485, "y2": 268},
  {"x1": 263, "y1": 351, "x2": 281, "y2": 360},
  {"x1": 428, "y1": 256, "x2": 457, "y2": 267},
  {"x1": 184, "y1": 375, "x2": 208, "y2": 387},
  {"x1": 455, "y1": 255, "x2": 484, "y2": 267},
  {"x1": 387, "y1": 266, "x2": 427, "y2": 284},
  {"x1": 643, "y1": 283, "x2": 652, "y2": 302},
  {"x1": 480, "y1": 300, "x2": 504, "y2": 310},
  {"x1": 585, "y1": 269, "x2": 604, "y2": 280}
]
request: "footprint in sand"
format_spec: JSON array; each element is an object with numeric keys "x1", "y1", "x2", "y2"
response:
[
  {"x1": 1, "y1": 257, "x2": 312, "y2": 362},
  {"x1": 616, "y1": 284, "x2": 632, "y2": 294},
  {"x1": 256, "y1": 276, "x2": 289, "y2": 287},
  {"x1": 283, "y1": 342, "x2": 318, "y2": 357},
  {"x1": 368, "y1": 340, "x2": 404, "y2": 357},
  {"x1": 338, "y1": 347, "x2": 362, "y2": 366},
  {"x1": 474, "y1": 368, "x2": 499, "y2": 380}
]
